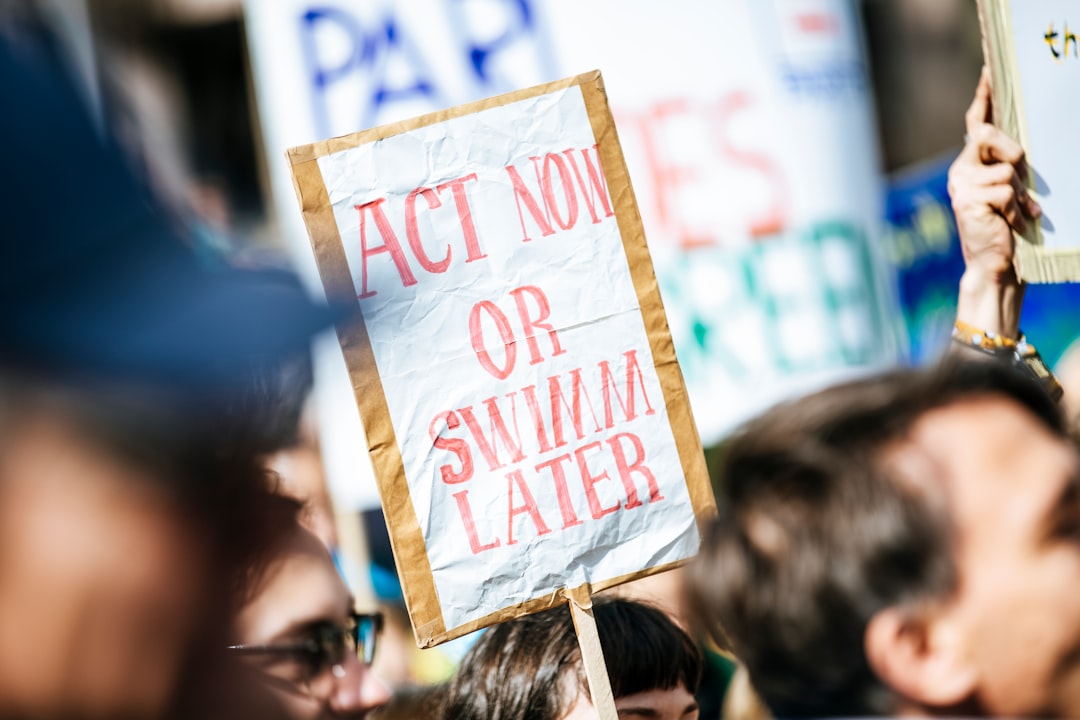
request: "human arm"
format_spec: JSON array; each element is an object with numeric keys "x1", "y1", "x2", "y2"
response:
[{"x1": 947, "y1": 66, "x2": 1041, "y2": 340}]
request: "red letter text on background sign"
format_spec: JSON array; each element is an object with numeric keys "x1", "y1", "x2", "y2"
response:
[{"x1": 714, "y1": 92, "x2": 788, "y2": 239}]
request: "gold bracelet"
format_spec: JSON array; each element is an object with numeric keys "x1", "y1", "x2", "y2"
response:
[
  {"x1": 952, "y1": 321, "x2": 1064, "y2": 402},
  {"x1": 952, "y1": 320, "x2": 1022, "y2": 353}
]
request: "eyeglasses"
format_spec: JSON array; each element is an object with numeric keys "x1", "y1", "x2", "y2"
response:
[{"x1": 228, "y1": 611, "x2": 383, "y2": 699}]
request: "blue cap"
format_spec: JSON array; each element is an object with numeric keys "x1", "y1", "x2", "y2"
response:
[{"x1": 0, "y1": 34, "x2": 341, "y2": 388}]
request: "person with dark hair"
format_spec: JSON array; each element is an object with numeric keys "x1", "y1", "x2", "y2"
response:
[
  {"x1": 0, "y1": 376, "x2": 277, "y2": 719},
  {"x1": 443, "y1": 597, "x2": 701, "y2": 720},
  {"x1": 688, "y1": 356, "x2": 1080, "y2": 718},
  {"x1": 687, "y1": 64, "x2": 1080, "y2": 719},
  {"x1": 228, "y1": 491, "x2": 390, "y2": 719}
]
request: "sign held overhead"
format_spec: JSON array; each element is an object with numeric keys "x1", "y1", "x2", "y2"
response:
[{"x1": 289, "y1": 70, "x2": 715, "y2": 647}]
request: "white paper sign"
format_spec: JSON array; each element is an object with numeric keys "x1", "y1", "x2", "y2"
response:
[{"x1": 290, "y1": 73, "x2": 713, "y2": 644}]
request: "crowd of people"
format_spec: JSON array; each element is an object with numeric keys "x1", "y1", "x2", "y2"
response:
[{"x1": 2, "y1": 10, "x2": 1077, "y2": 720}]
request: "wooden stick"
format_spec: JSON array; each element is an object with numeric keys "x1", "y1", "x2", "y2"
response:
[{"x1": 567, "y1": 584, "x2": 618, "y2": 720}]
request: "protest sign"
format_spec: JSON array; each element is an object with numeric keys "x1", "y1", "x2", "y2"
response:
[
  {"x1": 246, "y1": 0, "x2": 899, "y2": 489},
  {"x1": 979, "y1": 0, "x2": 1080, "y2": 281},
  {"x1": 288, "y1": 71, "x2": 714, "y2": 646}
]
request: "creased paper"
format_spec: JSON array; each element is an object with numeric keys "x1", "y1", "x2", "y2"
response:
[{"x1": 290, "y1": 71, "x2": 715, "y2": 646}]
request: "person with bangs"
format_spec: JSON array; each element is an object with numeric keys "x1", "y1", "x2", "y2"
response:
[{"x1": 443, "y1": 597, "x2": 701, "y2": 720}]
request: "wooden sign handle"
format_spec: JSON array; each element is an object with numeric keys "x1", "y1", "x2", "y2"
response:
[{"x1": 567, "y1": 585, "x2": 618, "y2": 720}]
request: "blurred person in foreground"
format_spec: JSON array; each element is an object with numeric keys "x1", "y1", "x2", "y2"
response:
[
  {"x1": 239, "y1": 346, "x2": 343, "y2": 551},
  {"x1": 229, "y1": 493, "x2": 390, "y2": 718},
  {"x1": 443, "y1": 597, "x2": 701, "y2": 720},
  {"x1": 369, "y1": 683, "x2": 448, "y2": 720},
  {"x1": 687, "y1": 71, "x2": 1076, "y2": 718},
  {"x1": 0, "y1": 22, "x2": 336, "y2": 719}
]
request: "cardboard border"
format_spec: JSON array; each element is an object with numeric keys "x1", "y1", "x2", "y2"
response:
[
  {"x1": 290, "y1": 158, "x2": 446, "y2": 643},
  {"x1": 978, "y1": 0, "x2": 1080, "y2": 282},
  {"x1": 289, "y1": 70, "x2": 716, "y2": 647}
]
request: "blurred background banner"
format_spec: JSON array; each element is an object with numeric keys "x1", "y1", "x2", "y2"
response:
[
  {"x1": 245, "y1": 0, "x2": 902, "y2": 498},
  {"x1": 883, "y1": 154, "x2": 964, "y2": 366}
]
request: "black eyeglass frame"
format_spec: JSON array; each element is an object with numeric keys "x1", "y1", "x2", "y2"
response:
[{"x1": 227, "y1": 611, "x2": 384, "y2": 669}]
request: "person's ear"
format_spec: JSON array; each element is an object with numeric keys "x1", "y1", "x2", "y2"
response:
[{"x1": 864, "y1": 606, "x2": 977, "y2": 709}]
